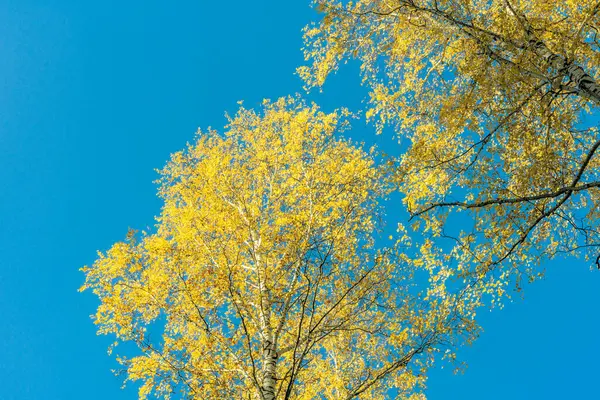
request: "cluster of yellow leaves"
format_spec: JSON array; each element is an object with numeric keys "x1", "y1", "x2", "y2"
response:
[
  {"x1": 81, "y1": 97, "x2": 480, "y2": 399},
  {"x1": 302, "y1": 0, "x2": 600, "y2": 288}
]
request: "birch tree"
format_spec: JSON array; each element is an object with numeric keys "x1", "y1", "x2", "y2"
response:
[
  {"x1": 300, "y1": 0, "x2": 600, "y2": 288},
  {"x1": 81, "y1": 97, "x2": 479, "y2": 399}
]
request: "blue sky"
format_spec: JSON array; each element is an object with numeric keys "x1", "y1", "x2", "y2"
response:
[{"x1": 0, "y1": 1, "x2": 598, "y2": 399}]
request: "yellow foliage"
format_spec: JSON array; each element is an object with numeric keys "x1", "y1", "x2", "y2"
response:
[
  {"x1": 81, "y1": 97, "x2": 480, "y2": 399},
  {"x1": 302, "y1": 0, "x2": 600, "y2": 285}
]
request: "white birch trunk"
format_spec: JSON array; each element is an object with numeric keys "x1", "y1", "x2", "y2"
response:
[
  {"x1": 527, "y1": 36, "x2": 600, "y2": 104},
  {"x1": 259, "y1": 273, "x2": 277, "y2": 400},
  {"x1": 251, "y1": 232, "x2": 278, "y2": 400},
  {"x1": 261, "y1": 334, "x2": 278, "y2": 400}
]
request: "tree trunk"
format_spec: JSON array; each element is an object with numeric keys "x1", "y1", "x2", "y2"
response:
[
  {"x1": 527, "y1": 36, "x2": 600, "y2": 104},
  {"x1": 261, "y1": 337, "x2": 278, "y2": 400},
  {"x1": 252, "y1": 232, "x2": 278, "y2": 400}
]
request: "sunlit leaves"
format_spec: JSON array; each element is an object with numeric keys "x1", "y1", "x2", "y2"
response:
[
  {"x1": 81, "y1": 97, "x2": 479, "y2": 399},
  {"x1": 302, "y1": 0, "x2": 600, "y2": 287}
]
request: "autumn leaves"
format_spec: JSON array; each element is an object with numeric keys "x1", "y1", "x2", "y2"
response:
[{"x1": 82, "y1": 1, "x2": 600, "y2": 398}]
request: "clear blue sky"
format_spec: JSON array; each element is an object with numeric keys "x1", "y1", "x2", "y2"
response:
[{"x1": 0, "y1": 1, "x2": 598, "y2": 399}]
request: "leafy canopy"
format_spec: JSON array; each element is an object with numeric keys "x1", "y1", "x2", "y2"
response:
[
  {"x1": 301, "y1": 0, "x2": 600, "y2": 286},
  {"x1": 81, "y1": 97, "x2": 479, "y2": 399}
]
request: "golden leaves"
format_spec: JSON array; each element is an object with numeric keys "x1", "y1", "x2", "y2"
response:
[
  {"x1": 84, "y1": 97, "x2": 463, "y2": 399},
  {"x1": 302, "y1": 0, "x2": 600, "y2": 281}
]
